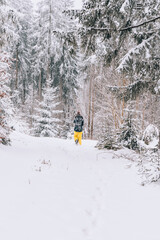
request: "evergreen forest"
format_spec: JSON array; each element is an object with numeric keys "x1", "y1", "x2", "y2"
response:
[{"x1": 0, "y1": 0, "x2": 160, "y2": 152}]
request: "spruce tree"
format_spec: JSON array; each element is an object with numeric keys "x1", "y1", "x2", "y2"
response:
[
  {"x1": 0, "y1": 52, "x2": 13, "y2": 144},
  {"x1": 33, "y1": 77, "x2": 62, "y2": 137}
]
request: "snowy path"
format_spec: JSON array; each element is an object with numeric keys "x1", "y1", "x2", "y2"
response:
[{"x1": 0, "y1": 132, "x2": 160, "y2": 240}]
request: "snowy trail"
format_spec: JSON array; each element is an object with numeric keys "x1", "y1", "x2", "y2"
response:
[{"x1": 0, "y1": 132, "x2": 160, "y2": 240}]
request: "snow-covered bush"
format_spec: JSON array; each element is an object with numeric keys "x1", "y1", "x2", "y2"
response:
[
  {"x1": 138, "y1": 150, "x2": 160, "y2": 185},
  {"x1": 155, "y1": 79, "x2": 160, "y2": 94},
  {"x1": 96, "y1": 116, "x2": 139, "y2": 150},
  {"x1": 139, "y1": 124, "x2": 159, "y2": 151},
  {"x1": 137, "y1": 125, "x2": 160, "y2": 185},
  {"x1": 143, "y1": 124, "x2": 159, "y2": 147},
  {"x1": 96, "y1": 128, "x2": 121, "y2": 150}
]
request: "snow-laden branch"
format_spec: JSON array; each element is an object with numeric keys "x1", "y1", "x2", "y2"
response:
[
  {"x1": 119, "y1": 16, "x2": 160, "y2": 31},
  {"x1": 117, "y1": 35, "x2": 154, "y2": 71},
  {"x1": 89, "y1": 27, "x2": 114, "y2": 31},
  {"x1": 85, "y1": 16, "x2": 160, "y2": 32}
]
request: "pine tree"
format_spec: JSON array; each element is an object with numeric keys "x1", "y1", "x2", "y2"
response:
[
  {"x1": 33, "y1": 78, "x2": 62, "y2": 137},
  {"x1": 78, "y1": 0, "x2": 160, "y2": 142},
  {"x1": 8, "y1": 0, "x2": 34, "y2": 104},
  {"x1": 0, "y1": 52, "x2": 13, "y2": 144},
  {"x1": 0, "y1": 0, "x2": 20, "y2": 144},
  {"x1": 119, "y1": 114, "x2": 138, "y2": 150},
  {"x1": 33, "y1": 0, "x2": 79, "y2": 138}
]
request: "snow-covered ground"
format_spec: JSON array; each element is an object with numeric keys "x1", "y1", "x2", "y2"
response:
[{"x1": 0, "y1": 132, "x2": 160, "y2": 240}]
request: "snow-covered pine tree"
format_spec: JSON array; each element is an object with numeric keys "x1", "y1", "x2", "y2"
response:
[
  {"x1": 138, "y1": 124, "x2": 160, "y2": 185},
  {"x1": 8, "y1": 0, "x2": 34, "y2": 104},
  {"x1": 77, "y1": 0, "x2": 126, "y2": 139},
  {"x1": 29, "y1": 10, "x2": 44, "y2": 101},
  {"x1": 56, "y1": 30, "x2": 79, "y2": 137},
  {"x1": 33, "y1": 0, "x2": 79, "y2": 138},
  {"x1": 78, "y1": 0, "x2": 160, "y2": 142},
  {"x1": 118, "y1": 113, "x2": 138, "y2": 150},
  {"x1": 0, "y1": 0, "x2": 20, "y2": 144},
  {"x1": 80, "y1": 0, "x2": 160, "y2": 81},
  {"x1": 0, "y1": 52, "x2": 14, "y2": 144},
  {"x1": 33, "y1": 77, "x2": 62, "y2": 137},
  {"x1": 0, "y1": 0, "x2": 19, "y2": 48}
]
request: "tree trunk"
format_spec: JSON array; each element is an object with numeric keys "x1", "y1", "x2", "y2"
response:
[
  {"x1": 39, "y1": 70, "x2": 42, "y2": 100},
  {"x1": 22, "y1": 78, "x2": 26, "y2": 104},
  {"x1": 15, "y1": 47, "x2": 19, "y2": 89},
  {"x1": 91, "y1": 80, "x2": 94, "y2": 139},
  {"x1": 121, "y1": 78, "x2": 126, "y2": 123},
  {"x1": 88, "y1": 74, "x2": 92, "y2": 138},
  {"x1": 46, "y1": 2, "x2": 52, "y2": 83}
]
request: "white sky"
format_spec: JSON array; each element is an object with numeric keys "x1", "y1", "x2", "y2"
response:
[
  {"x1": 74, "y1": 0, "x2": 82, "y2": 9},
  {"x1": 32, "y1": 0, "x2": 82, "y2": 9}
]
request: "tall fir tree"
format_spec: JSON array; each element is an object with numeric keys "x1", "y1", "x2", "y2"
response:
[
  {"x1": 32, "y1": 0, "x2": 79, "y2": 137},
  {"x1": 78, "y1": 0, "x2": 160, "y2": 142},
  {"x1": 33, "y1": 77, "x2": 62, "y2": 137}
]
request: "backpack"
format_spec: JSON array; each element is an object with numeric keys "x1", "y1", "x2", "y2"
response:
[{"x1": 74, "y1": 115, "x2": 84, "y2": 132}]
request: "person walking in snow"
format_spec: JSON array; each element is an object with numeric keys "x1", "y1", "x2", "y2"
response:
[{"x1": 74, "y1": 111, "x2": 84, "y2": 145}]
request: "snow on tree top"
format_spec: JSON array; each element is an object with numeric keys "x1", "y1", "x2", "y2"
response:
[
  {"x1": 120, "y1": 0, "x2": 129, "y2": 13},
  {"x1": 142, "y1": 124, "x2": 159, "y2": 149}
]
